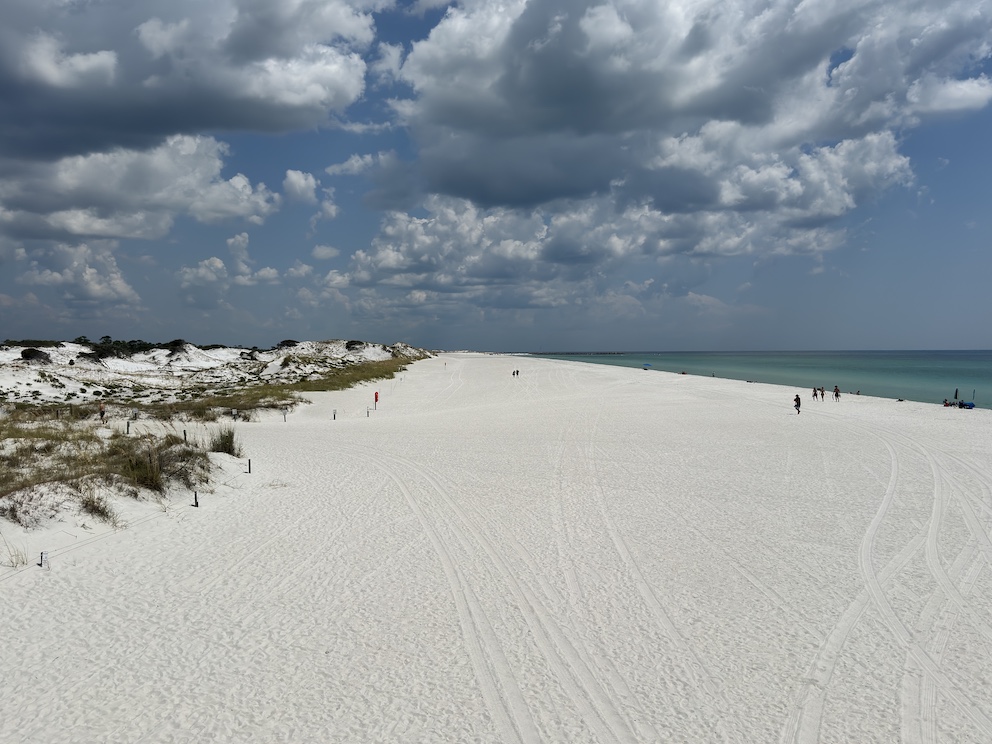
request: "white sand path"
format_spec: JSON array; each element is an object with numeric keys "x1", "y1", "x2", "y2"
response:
[{"x1": 3, "y1": 353, "x2": 992, "y2": 742}]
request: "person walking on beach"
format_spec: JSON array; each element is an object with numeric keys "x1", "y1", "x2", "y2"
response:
[
  {"x1": 812, "y1": 387, "x2": 818, "y2": 401},
  {"x1": 820, "y1": 386, "x2": 825, "y2": 401},
  {"x1": 833, "y1": 385, "x2": 841, "y2": 402},
  {"x1": 794, "y1": 394, "x2": 801, "y2": 414},
  {"x1": 98, "y1": 402, "x2": 106, "y2": 422}
]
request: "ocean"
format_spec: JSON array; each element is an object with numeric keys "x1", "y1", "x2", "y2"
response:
[{"x1": 532, "y1": 350, "x2": 992, "y2": 407}]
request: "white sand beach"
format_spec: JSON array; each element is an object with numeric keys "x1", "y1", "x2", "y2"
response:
[{"x1": 3, "y1": 352, "x2": 991, "y2": 743}]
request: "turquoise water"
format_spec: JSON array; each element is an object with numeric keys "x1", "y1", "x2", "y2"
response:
[{"x1": 533, "y1": 351, "x2": 992, "y2": 407}]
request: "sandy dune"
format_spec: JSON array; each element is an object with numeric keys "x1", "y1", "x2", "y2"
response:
[{"x1": 3, "y1": 353, "x2": 991, "y2": 743}]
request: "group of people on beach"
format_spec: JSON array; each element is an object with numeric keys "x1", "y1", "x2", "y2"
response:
[
  {"x1": 796, "y1": 385, "x2": 842, "y2": 413},
  {"x1": 809, "y1": 385, "x2": 841, "y2": 401}
]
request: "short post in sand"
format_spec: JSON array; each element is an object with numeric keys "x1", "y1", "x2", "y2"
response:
[
  {"x1": 333, "y1": 409, "x2": 336, "y2": 420},
  {"x1": 374, "y1": 391, "x2": 379, "y2": 410},
  {"x1": 38, "y1": 551, "x2": 49, "y2": 569},
  {"x1": 193, "y1": 491, "x2": 198, "y2": 508}
]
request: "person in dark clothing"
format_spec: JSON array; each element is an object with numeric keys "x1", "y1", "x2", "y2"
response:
[{"x1": 794, "y1": 394, "x2": 801, "y2": 414}]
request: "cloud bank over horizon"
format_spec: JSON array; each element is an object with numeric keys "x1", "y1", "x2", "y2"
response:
[{"x1": 1, "y1": 0, "x2": 991, "y2": 350}]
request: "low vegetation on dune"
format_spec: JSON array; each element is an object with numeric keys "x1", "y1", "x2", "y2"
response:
[
  {"x1": 0, "y1": 413, "x2": 212, "y2": 530},
  {"x1": 130, "y1": 356, "x2": 414, "y2": 421},
  {"x1": 0, "y1": 340, "x2": 427, "y2": 535}
]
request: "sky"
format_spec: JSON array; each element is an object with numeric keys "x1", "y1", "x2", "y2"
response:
[{"x1": 1, "y1": 0, "x2": 991, "y2": 353}]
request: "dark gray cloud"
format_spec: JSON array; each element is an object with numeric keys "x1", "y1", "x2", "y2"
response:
[
  {"x1": 395, "y1": 0, "x2": 990, "y2": 215},
  {"x1": 615, "y1": 168, "x2": 721, "y2": 214},
  {"x1": 0, "y1": 0, "x2": 371, "y2": 162},
  {"x1": 420, "y1": 132, "x2": 627, "y2": 207},
  {"x1": 362, "y1": 152, "x2": 423, "y2": 210}
]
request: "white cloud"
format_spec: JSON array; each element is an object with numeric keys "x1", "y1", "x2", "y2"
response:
[
  {"x1": 20, "y1": 33, "x2": 117, "y2": 87},
  {"x1": 325, "y1": 154, "x2": 376, "y2": 176},
  {"x1": 0, "y1": 135, "x2": 280, "y2": 241},
  {"x1": 189, "y1": 172, "x2": 280, "y2": 225},
  {"x1": 310, "y1": 189, "x2": 340, "y2": 228},
  {"x1": 230, "y1": 45, "x2": 366, "y2": 108},
  {"x1": 312, "y1": 244, "x2": 340, "y2": 260},
  {"x1": 283, "y1": 170, "x2": 319, "y2": 203},
  {"x1": 908, "y1": 75, "x2": 992, "y2": 114},
  {"x1": 227, "y1": 232, "x2": 253, "y2": 276},
  {"x1": 223, "y1": 231, "x2": 281, "y2": 286},
  {"x1": 393, "y1": 0, "x2": 989, "y2": 219},
  {"x1": 286, "y1": 261, "x2": 313, "y2": 278},
  {"x1": 321, "y1": 269, "x2": 350, "y2": 288},
  {"x1": 253, "y1": 266, "x2": 280, "y2": 283},
  {"x1": 178, "y1": 256, "x2": 228, "y2": 287},
  {"x1": 19, "y1": 242, "x2": 140, "y2": 305},
  {"x1": 579, "y1": 5, "x2": 634, "y2": 56},
  {"x1": 370, "y1": 42, "x2": 404, "y2": 86},
  {"x1": 135, "y1": 18, "x2": 192, "y2": 60}
]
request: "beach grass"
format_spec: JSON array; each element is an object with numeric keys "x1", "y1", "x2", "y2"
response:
[
  {"x1": 0, "y1": 356, "x2": 411, "y2": 527},
  {"x1": 0, "y1": 418, "x2": 212, "y2": 526},
  {"x1": 209, "y1": 426, "x2": 242, "y2": 457},
  {"x1": 107, "y1": 357, "x2": 413, "y2": 421}
]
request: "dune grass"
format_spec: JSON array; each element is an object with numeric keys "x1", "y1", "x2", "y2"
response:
[
  {"x1": 0, "y1": 356, "x2": 410, "y2": 528},
  {"x1": 0, "y1": 416, "x2": 211, "y2": 528},
  {"x1": 110, "y1": 357, "x2": 412, "y2": 421},
  {"x1": 286, "y1": 357, "x2": 410, "y2": 392},
  {"x1": 209, "y1": 426, "x2": 241, "y2": 457}
]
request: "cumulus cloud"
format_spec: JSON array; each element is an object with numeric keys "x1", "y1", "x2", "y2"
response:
[
  {"x1": 20, "y1": 33, "x2": 118, "y2": 88},
  {"x1": 18, "y1": 242, "x2": 141, "y2": 308},
  {"x1": 177, "y1": 231, "x2": 280, "y2": 308},
  {"x1": 907, "y1": 75, "x2": 992, "y2": 114},
  {"x1": 325, "y1": 153, "x2": 377, "y2": 176},
  {"x1": 370, "y1": 42, "x2": 404, "y2": 86},
  {"x1": 286, "y1": 260, "x2": 313, "y2": 278},
  {"x1": 225, "y1": 232, "x2": 279, "y2": 286},
  {"x1": 0, "y1": 135, "x2": 280, "y2": 242},
  {"x1": 310, "y1": 189, "x2": 340, "y2": 229},
  {"x1": 0, "y1": 0, "x2": 374, "y2": 160},
  {"x1": 283, "y1": 170, "x2": 319, "y2": 203},
  {"x1": 179, "y1": 256, "x2": 228, "y2": 288},
  {"x1": 313, "y1": 0, "x2": 991, "y2": 326},
  {"x1": 392, "y1": 0, "x2": 989, "y2": 217}
]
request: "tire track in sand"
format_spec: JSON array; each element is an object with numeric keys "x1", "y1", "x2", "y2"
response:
[
  {"x1": 896, "y1": 443, "x2": 992, "y2": 744},
  {"x1": 345, "y1": 444, "x2": 641, "y2": 744},
  {"x1": 780, "y1": 420, "x2": 925, "y2": 744},
  {"x1": 342, "y1": 447, "x2": 542, "y2": 744},
  {"x1": 856, "y1": 436, "x2": 992, "y2": 738},
  {"x1": 781, "y1": 414, "x2": 992, "y2": 744}
]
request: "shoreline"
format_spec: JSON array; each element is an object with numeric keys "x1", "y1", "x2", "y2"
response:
[{"x1": 530, "y1": 349, "x2": 990, "y2": 408}]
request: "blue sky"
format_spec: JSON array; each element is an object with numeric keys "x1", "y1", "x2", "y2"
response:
[{"x1": 1, "y1": 0, "x2": 991, "y2": 352}]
